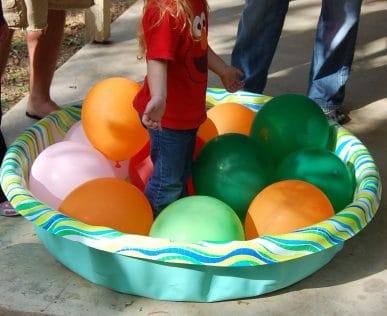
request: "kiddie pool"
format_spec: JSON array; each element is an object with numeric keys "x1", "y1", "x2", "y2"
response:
[{"x1": 0, "y1": 88, "x2": 382, "y2": 302}]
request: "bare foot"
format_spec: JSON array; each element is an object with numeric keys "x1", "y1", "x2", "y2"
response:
[{"x1": 26, "y1": 99, "x2": 61, "y2": 118}]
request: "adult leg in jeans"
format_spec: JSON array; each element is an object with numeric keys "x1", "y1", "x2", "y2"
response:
[
  {"x1": 26, "y1": 9, "x2": 65, "y2": 118},
  {"x1": 307, "y1": 0, "x2": 362, "y2": 120},
  {"x1": 231, "y1": 0, "x2": 290, "y2": 93}
]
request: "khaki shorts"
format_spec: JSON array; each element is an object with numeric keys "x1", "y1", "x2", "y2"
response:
[{"x1": 2, "y1": 0, "x2": 94, "y2": 30}]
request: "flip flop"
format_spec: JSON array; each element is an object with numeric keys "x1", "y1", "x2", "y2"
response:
[
  {"x1": 0, "y1": 201, "x2": 19, "y2": 217},
  {"x1": 25, "y1": 112, "x2": 44, "y2": 120}
]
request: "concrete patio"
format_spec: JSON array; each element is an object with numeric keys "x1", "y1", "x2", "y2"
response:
[{"x1": 1, "y1": 0, "x2": 386, "y2": 315}]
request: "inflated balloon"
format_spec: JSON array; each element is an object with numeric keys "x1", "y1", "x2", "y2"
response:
[
  {"x1": 59, "y1": 178, "x2": 153, "y2": 235},
  {"x1": 250, "y1": 94, "x2": 330, "y2": 164},
  {"x1": 187, "y1": 137, "x2": 206, "y2": 196},
  {"x1": 64, "y1": 120, "x2": 130, "y2": 179},
  {"x1": 63, "y1": 120, "x2": 91, "y2": 145},
  {"x1": 244, "y1": 180, "x2": 335, "y2": 239},
  {"x1": 82, "y1": 77, "x2": 148, "y2": 161},
  {"x1": 128, "y1": 141, "x2": 152, "y2": 191},
  {"x1": 150, "y1": 195, "x2": 245, "y2": 243},
  {"x1": 275, "y1": 147, "x2": 355, "y2": 213},
  {"x1": 192, "y1": 133, "x2": 275, "y2": 220},
  {"x1": 193, "y1": 136, "x2": 205, "y2": 159},
  {"x1": 197, "y1": 117, "x2": 218, "y2": 143},
  {"x1": 110, "y1": 159, "x2": 130, "y2": 180},
  {"x1": 207, "y1": 102, "x2": 255, "y2": 135},
  {"x1": 29, "y1": 141, "x2": 116, "y2": 210}
]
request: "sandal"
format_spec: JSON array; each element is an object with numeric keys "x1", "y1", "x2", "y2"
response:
[
  {"x1": 0, "y1": 201, "x2": 19, "y2": 217},
  {"x1": 323, "y1": 108, "x2": 347, "y2": 124}
]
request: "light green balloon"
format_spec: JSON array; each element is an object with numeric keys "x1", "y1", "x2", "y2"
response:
[{"x1": 150, "y1": 196, "x2": 245, "y2": 243}]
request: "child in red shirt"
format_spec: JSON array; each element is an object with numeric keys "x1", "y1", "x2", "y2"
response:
[{"x1": 134, "y1": 0, "x2": 244, "y2": 215}]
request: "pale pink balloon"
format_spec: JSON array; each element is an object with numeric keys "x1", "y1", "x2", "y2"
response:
[
  {"x1": 63, "y1": 121, "x2": 91, "y2": 145},
  {"x1": 29, "y1": 141, "x2": 116, "y2": 210},
  {"x1": 111, "y1": 159, "x2": 130, "y2": 180},
  {"x1": 64, "y1": 121, "x2": 130, "y2": 179}
]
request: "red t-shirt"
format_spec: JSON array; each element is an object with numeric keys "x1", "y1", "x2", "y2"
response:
[{"x1": 133, "y1": 0, "x2": 208, "y2": 130}]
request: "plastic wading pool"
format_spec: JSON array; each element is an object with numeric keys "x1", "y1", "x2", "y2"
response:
[{"x1": 0, "y1": 88, "x2": 381, "y2": 302}]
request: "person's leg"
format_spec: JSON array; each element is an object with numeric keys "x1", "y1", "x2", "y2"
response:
[
  {"x1": 231, "y1": 0, "x2": 290, "y2": 93},
  {"x1": 0, "y1": 122, "x2": 17, "y2": 216},
  {"x1": 0, "y1": 128, "x2": 14, "y2": 214},
  {"x1": 25, "y1": 9, "x2": 65, "y2": 118},
  {"x1": 0, "y1": 18, "x2": 17, "y2": 216},
  {"x1": 307, "y1": 0, "x2": 362, "y2": 122},
  {"x1": 0, "y1": 125, "x2": 8, "y2": 203},
  {"x1": 145, "y1": 128, "x2": 197, "y2": 216},
  {"x1": 0, "y1": 75, "x2": 18, "y2": 216},
  {"x1": 0, "y1": 28, "x2": 13, "y2": 78}
]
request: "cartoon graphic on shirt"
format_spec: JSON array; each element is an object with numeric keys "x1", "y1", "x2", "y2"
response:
[{"x1": 184, "y1": 11, "x2": 208, "y2": 83}]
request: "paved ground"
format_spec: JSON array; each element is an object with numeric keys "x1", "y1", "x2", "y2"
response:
[{"x1": 1, "y1": 0, "x2": 386, "y2": 315}]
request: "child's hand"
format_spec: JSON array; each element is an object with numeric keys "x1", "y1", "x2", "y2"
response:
[
  {"x1": 220, "y1": 66, "x2": 245, "y2": 93},
  {"x1": 142, "y1": 95, "x2": 166, "y2": 131}
]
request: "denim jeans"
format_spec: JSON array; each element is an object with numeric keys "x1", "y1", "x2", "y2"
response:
[
  {"x1": 144, "y1": 127, "x2": 197, "y2": 216},
  {"x1": 231, "y1": 0, "x2": 362, "y2": 111}
]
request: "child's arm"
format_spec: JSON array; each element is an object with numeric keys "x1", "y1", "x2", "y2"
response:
[
  {"x1": 208, "y1": 45, "x2": 244, "y2": 92},
  {"x1": 142, "y1": 59, "x2": 168, "y2": 130}
]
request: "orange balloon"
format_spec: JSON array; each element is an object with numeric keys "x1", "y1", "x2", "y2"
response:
[
  {"x1": 82, "y1": 77, "x2": 148, "y2": 161},
  {"x1": 207, "y1": 103, "x2": 255, "y2": 135},
  {"x1": 59, "y1": 177, "x2": 153, "y2": 235},
  {"x1": 197, "y1": 117, "x2": 218, "y2": 143},
  {"x1": 245, "y1": 180, "x2": 334, "y2": 239}
]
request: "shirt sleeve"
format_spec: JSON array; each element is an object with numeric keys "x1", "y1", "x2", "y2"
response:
[{"x1": 143, "y1": 7, "x2": 180, "y2": 61}]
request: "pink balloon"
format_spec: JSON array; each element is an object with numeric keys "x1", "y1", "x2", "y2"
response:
[
  {"x1": 63, "y1": 121, "x2": 91, "y2": 145},
  {"x1": 29, "y1": 141, "x2": 116, "y2": 210},
  {"x1": 111, "y1": 159, "x2": 130, "y2": 180},
  {"x1": 64, "y1": 121, "x2": 130, "y2": 179}
]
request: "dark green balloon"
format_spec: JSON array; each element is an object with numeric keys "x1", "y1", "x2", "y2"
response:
[
  {"x1": 275, "y1": 147, "x2": 355, "y2": 213},
  {"x1": 149, "y1": 196, "x2": 245, "y2": 243},
  {"x1": 192, "y1": 133, "x2": 275, "y2": 221},
  {"x1": 250, "y1": 94, "x2": 330, "y2": 164}
]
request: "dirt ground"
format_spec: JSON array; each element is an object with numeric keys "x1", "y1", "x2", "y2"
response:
[{"x1": 1, "y1": 0, "x2": 135, "y2": 113}]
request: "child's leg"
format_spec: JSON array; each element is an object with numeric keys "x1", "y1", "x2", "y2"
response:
[
  {"x1": 145, "y1": 128, "x2": 197, "y2": 216},
  {"x1": 180, "y1": 130, "x2": 197, "y2": 198}
]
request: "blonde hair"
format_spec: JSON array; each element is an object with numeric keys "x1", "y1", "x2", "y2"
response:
[{"x1": 137, "y1": 0, "x2": 209, "y2": 60}]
